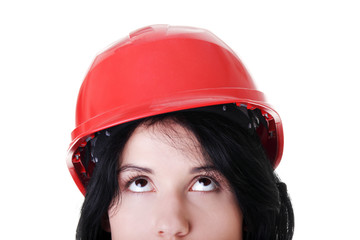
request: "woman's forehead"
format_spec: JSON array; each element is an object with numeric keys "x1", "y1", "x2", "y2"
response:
[{"x1": 120, "y1": 121, "x2": 206, "y2": 167}]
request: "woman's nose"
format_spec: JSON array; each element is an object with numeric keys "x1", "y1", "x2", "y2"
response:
[{"x1": 153, "y1": 193, "x2": 190, "y2": 238}]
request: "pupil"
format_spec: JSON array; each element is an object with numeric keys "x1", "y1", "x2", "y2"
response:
[
  {"x1": 135, "y1": 179, "x2": 148, "y2": 187},
  {"x1": 199, "y1": 178, "x2": 211, "y2": 186}
]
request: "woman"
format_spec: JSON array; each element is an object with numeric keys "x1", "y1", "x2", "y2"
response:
[{"x1": 67, "y1": 25, "x2": 294, "y2": 239}]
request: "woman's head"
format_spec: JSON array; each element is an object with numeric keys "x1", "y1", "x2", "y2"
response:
[
  {"x1": 69, "y1": 25, "x2": 293, "y2": 239},
  {"x1": 77, "y1": 108, "x2": 294, "y2": 239}
]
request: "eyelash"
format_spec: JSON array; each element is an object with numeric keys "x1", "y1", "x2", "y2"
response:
[{"x1": 122, "y1": 173, "x2": 222, "y2": 193}]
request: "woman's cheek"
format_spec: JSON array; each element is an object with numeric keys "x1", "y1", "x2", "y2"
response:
[
  {"x1": 108, "y1": 193, "x2": 157, "y2": 238},
  {"x1": 110, "y1": 192, "x2": 157, "y2": 218},
  {"x1": 186, "y1": 191, "x2": 243, "y2": 239}
]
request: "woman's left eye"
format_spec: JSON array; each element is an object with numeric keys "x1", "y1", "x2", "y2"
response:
[
  {"x1": 190, "y1": 177, "x2": 217, "y2": 192},
  {"x1": 128, "y1": 178, "x2": 155, "y2": 192}
]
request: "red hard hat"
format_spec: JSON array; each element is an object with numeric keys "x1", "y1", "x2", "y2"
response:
[{"x1": 67, "y1": 24, "x2": 284, "y2": 195}]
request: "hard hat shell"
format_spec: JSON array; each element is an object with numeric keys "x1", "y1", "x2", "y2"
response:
[{"x1": 67, "y1": 25, "x2": 284, "y2": 195}]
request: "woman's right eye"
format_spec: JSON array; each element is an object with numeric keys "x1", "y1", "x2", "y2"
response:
[
  {"x1": 190, "y1": 177, "x2": 218, "y2": 192},
  {"x1": 128, "y1": 178, "x2": 155, "y2": 192}
]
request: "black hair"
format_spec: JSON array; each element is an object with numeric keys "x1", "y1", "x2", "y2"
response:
[{"x1": 76, "y1": 105, "x2": 294, "y2": 240}]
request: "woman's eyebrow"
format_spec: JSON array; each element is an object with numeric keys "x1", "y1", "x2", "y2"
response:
[
  {"x1": 118, "y1": 164, "x2": 217, "y2": 174},
  {"x1": 190, "y1": 165, "x2": 218, "y2": 174},
  {"x1": 118, "y1": 164, "x2": 153, "y2": 174}
]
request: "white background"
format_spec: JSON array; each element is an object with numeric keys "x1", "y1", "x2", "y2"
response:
[{"x1": 1, "y1": 1, "x2": 359, "y2": 239}]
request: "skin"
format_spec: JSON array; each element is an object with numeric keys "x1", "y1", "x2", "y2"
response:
[{"x1": 108, "y1": 121, "x2": 243, "y2": 240}]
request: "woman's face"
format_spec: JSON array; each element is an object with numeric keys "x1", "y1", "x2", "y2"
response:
[{"x1": 108, "y1": 122, "x2": 243, "y2": 239}]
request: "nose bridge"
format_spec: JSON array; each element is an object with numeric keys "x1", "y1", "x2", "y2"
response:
[{"x1": 153, "y1": 190, "x2": 190, "y2": 237}]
